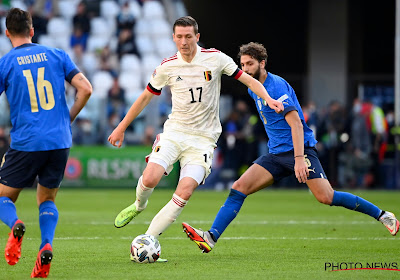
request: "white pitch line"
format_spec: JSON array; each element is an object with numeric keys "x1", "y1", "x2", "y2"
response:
[
  {"x1": 16, "y1": 220, "x2": 378, "y2": 226},
  {"x1": 21, "y1": 236, "x2": 399, "y2": 241}
]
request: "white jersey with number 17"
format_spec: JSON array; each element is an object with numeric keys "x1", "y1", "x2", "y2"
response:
[{"x1": 146, "y1": 45, "x2": 243, "y2": 142}]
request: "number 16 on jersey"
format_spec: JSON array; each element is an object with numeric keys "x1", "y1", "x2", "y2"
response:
[{"x1": 23, "y1": 67, "x2": 55, "y2": 112}]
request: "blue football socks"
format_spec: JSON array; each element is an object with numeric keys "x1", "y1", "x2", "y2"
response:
[
  {"x1": 209, "y1": 189, "x2": 247, "y2": 241},
  {"x1": 39, "y1": 201, "x2": 59, "y2": 250},
  {"x1": 0, "y1": 196, "x2": 18, "y2": 229},
  {"x1": 331, "y1": 190, "x2": 382, "y2": 220}
]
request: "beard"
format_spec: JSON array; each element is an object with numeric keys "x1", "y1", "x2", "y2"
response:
[{"x1": 252, "y1": 67, "x2": 261, "y2": 81}]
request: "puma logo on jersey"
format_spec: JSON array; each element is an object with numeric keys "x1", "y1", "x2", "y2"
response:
[
  {"x1": 308, "y1": 168, "x2": 316, "y2": 173},
  {"x1": 176, "y1": 76, "x2": 183, "y2": 82}
]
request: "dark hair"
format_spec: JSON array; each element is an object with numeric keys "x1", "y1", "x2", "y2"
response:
[
  {"x1": 238, "y1": 42, "x2": 268, "y2": 66},
  {"x1": 173, "y1": 16, "x2": 198, "y2": 34},
  {"x1": 6, "y1": 8, "x2": 32, "y2": 37}
]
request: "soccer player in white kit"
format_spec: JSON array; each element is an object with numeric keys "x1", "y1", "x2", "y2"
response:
[{"x1": 108, "y1": 16, "x2": 283, "y2": 249}]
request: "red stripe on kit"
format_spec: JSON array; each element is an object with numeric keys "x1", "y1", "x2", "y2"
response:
[
  {"x1": 146, "y1": 85, "x2": 161, "y2": 95},
  {"x1": 172, "y1": 197, "x2": 186, "y2": 207},
  {"x1": 161, "y1": 55, "x2": 178, "y2": 65},
  {"x1": 234, "y1": 69, "x2": 243, "y2": 80}
]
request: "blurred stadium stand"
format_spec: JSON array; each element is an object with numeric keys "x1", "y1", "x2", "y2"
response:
[{"x1": 0, "y1": 0, "x2": 398, "y2": 189}]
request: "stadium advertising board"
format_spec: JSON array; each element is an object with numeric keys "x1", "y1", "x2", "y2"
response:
[{"x1": 63, "y1": 146, "x2": 178, "y2": 188}]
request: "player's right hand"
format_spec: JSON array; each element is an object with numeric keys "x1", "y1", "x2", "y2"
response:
[
  {"x1": 108, "y1": 128, "x2": 125, "y2": 148},
  {"x1": 267, "y1": 99, "x2": 284, "y2": 113},
  {"x1": 294, "y1": 156, "x2": 309, "y2": 183}
]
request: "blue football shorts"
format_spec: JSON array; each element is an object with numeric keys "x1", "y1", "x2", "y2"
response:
[
  {"x1": 253, "y1": 147, "x2": 327, "y2": 182},
  {"x1": 0, "y1": 148, "x2": 70, "y2": 189}
]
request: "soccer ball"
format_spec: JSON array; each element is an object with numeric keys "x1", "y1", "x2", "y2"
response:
[{"x1": 130, "y1": 234, "x2": 161, "y2": 263}]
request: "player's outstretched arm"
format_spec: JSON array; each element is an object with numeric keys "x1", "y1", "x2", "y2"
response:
[
  {"x1": 108, "y1": 88, "x2": 154, "y2": 148},
  {"x1": 237, "y1": 72, "x2": 284, "y2": 113},
  {"x1": 69, "y1": 72, "x2": 92, "y2": 123}
]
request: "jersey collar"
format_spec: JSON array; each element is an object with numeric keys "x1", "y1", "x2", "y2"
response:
[
  {"x1": 14, "y1": 43, "x2": 36, "y2": 50},
  {"x1": 177, "y1": 44, "x2": 201, "y2": 63},
  {"x1": 263, "y1": 72, "x2": 272, "y2": 86}
]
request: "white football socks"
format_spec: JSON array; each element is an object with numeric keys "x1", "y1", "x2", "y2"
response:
[
  {"x1": 134, "y1": 176, "x2": 154, "y2": 211},
  {"x1": 146, "y1": 193, "x2": 187, "y2": 236}
]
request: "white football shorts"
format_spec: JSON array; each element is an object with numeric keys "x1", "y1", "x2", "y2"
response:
[{"x1": 148, "y1": 130, "x2": 216, "y2": 184}]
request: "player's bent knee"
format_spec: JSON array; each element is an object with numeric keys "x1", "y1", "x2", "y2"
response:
[
  {"x1": 37, "y1": 194, "x2": 56, "y2": 206},
  {"x1": 141, "y1": 176, "x2": 159, "y2": 189},
  {"x1": 0, "y1": 184, "x2": 22, "y2": 202},
  {"x1": 177, "y1": 190, "x2": 192, "y2": 201},
  {"x1": 308, "y1": 179, "x2": 334, "y2": 205},
  {"x1": 175, "y1": 186, "x2": 194, "y2": 201},
  {"x1": 232, "y1": 180, "x2": 248, "y2": 195},
  {"x1": 37, "y1": 184, "x2": 58, "y2": 205},
  {"x1": 315, "y1": 194, "x2": 333, "y2": 205}
]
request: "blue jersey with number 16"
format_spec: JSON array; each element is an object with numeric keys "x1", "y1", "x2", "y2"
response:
[{"x1": 0, "y1": 43, "x2": 80, "y2": 151}]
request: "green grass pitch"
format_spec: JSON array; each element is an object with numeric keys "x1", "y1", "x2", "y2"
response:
[{"x1": 1, "y1": 188, "x2": 399, "y2": 279}]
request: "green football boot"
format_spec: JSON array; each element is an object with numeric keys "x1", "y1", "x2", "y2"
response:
[{"x1": 114, "y1": 203, "x2": 143, "y2": 228}]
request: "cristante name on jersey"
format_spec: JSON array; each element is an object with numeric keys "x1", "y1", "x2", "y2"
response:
[{"x1": 17, "y1": 53, "x2": 48, "y2": 65}]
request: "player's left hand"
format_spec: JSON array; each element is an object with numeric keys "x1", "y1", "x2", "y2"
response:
[
  {"x1": 108, "y1": 128, "x2": 125, "y2": 148},
  {"x1": 267, "y1": 99, "x2": 284, "y2": 113},
  {"x1": 294, "y1": 157, "x2": 309, "y2": 183}
]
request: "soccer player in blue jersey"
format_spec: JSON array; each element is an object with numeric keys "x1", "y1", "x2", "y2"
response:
[
  {"x1": 0, "y1": 8, "x2": 92, "y2": 278},
  {"x1": 182, "y1": 42, "x2": 399, "y2": 253}
]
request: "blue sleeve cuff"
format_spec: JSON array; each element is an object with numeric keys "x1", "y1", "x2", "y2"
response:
[
  {"x1": 282, "y1": 105, "x2": 296, "y2": 116},
  {"x1": 66, "y1": 68, "x2": 80, "y2": 84}
]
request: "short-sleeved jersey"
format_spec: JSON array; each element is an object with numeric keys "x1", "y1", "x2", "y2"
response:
[
  {"x1": 146, "y1": 45, "x2": 242, "y2": 142},
  {"x1": 0, "y1": 43, "x2": 79, "y2": 151},
  {"x1": 248, "y1": 72, "x2": 317, "y2": 154}
]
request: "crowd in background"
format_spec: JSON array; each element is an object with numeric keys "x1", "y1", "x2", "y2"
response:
[{"x1": 0, "y1": 0, "x2": 397, "y2": 189}]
